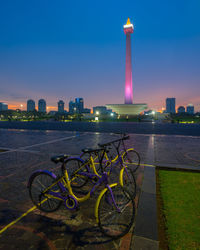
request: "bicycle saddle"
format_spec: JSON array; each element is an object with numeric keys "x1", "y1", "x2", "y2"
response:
[{"x1": 51, "y1": 154, "x2": 69, "y2": 164}]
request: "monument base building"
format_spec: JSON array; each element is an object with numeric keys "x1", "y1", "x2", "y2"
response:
[{"x1": 106, "y1": 103, "x2": 147, "y2": 117}]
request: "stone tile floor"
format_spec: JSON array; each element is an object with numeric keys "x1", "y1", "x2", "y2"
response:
[
  {"x1": 0, "y1": 130, "x2": 147, "y2": 249},
  {"x1": 0, "y1": 129, "x2": 200, "y2": 249}
]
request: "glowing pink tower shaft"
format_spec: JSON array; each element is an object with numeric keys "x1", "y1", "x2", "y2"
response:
[{"x1": 124, "y1": 18, "x2": 134, "y2": 104}]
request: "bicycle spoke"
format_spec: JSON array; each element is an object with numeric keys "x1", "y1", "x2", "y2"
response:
[
  {"x1": 98, "y1": 185, "x2": 135, "y2": 238},
  {"x1": 122, "y1": 168, "x2": 136, "y2": 198},
  {"x1": 123, "y1": 150, "x2": 140, "y2": 172},
  {"x1": 29, "y1": 172, "x2": 62, "y2": 213},
  {"x1": 36, "y1": 179, "x2": 46, "y2": 190}
]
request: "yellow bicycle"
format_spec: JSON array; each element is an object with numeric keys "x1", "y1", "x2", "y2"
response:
[
  {"x1": 79, "y1": 135, "x2": 140, "y2": 197},
  {"x1": 28, "y1": 151, "x2": 135, "y2": 239}
]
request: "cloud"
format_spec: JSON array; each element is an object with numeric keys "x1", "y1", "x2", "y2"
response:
[
  {"x1": 9, "y1": 92, "x2": 27, "y2": 100},
  {"x1": 0, "y1": 87, "x2": 28, "y2": 101}
]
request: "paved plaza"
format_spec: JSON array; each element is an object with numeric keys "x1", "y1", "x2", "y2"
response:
[{"x1": 0, "y1": 129, "x2": 200, "y2": 249}]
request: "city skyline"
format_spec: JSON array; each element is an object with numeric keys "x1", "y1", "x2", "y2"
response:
[
  {"x1": 0, "y1": 96, "x2": 196, "y2": 114},
  {"x1": 0, "y1": 0, "x2": 200, "y2": 111}
]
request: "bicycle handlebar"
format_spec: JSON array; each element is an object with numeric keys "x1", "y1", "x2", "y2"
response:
[{"x1": 98, "y1": 135, "x2": 130, "y2": 147}]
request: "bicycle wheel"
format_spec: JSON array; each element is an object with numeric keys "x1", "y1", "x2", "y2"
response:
[
  {"x1": 98, "y1": 185, "x2": 135, "y2": 239},
  {"x1": 63, "y1": 158, "x2": 89, "y2": 188},
  {"x1": 29, "y1": 171, "x2": 62, "y2": 212},
  {"x1": 121, "y1": 167, "x2": 136, "y2": 198},
  {"x1": 122, "y1": 149, "x2": 140, "y2": 172}
]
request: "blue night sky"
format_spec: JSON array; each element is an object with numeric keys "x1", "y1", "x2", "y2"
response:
[{"x1": 0, "y1": 0, "x2": 200, "y2": 111}]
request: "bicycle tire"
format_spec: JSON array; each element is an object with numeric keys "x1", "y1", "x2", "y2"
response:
[
  {"x1": 63, "y1": 158, "x2": 89, "y2": 188},
  {"x1": 98, "y1": 185, "x2": 135, "y2": 239},
  {"x1": 121, "y1": 167, "x2": 136, "y2": 198},
  {"x1": 29, "y1": 171, "x2": 62, "y2": 212},
  {"x1": 122, "y1": 149, "x2": 140, "y2": 172}
]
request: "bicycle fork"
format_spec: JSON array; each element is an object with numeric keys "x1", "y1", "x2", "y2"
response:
[{"x1": 94, "y1": 183, "x2": 121, "y2": 223}]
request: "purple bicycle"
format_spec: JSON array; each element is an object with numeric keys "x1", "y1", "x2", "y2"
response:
[
  {"x1": 28, "y1": 148, "x2": 135, "y2": 239},
  {"x1": 69, "y1": 135, "x2": 139, "y2": 198}
]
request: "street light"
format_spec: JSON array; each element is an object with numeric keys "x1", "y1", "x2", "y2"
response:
[{"x1": 96, "y1": 111, "x2": 99, "y2": 115}]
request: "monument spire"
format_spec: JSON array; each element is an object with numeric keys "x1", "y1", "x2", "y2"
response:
[
  {"x1": 123, "y1": 18, "x2": 134, "y2": 104},
  {"x1": 106, "y1": 18, "x2": 147, "y2": 116}
]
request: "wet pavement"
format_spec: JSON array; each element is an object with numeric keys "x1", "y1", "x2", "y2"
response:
[
  {"x1": 0, "y1": 130, "x2": 147, "y2": 249},
  {"x1": 0, "y1": 129, "x2": 200, "y2": 249}
]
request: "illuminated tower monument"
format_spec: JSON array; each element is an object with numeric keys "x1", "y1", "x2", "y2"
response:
[
  {"x1": 124, "y1": 18, "x2": 134, "y2": 104},
  {"x1": 106, "y1": 18, "x2": 147, "y2": 116}
]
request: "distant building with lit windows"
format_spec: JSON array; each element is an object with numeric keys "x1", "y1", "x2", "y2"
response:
[
  {"x1": 166, "y1": 98, "x2": 176, "y2": 113},
  {"x1": 186, "y1": 104, "x2": 194, "y2": 114},
  {"x1": 82, "y1": 108, "x2": 91, "y2": 114},
  {"x1": 38, "y1": 99, "x2": 46, "y2": 113},
  {"x1": 93, "y1": 106, "x2": 108, "y2": 115},
  {"x1": 0, "y1": 102, "x2": 8, "y2": 111},
  {"x1": 69, "y1": 100, "x2": 76, "y2": 114},
  {"x1": 177, "y1": 106, "x2": 185, "y2": 114},
  {"x1": 75, "y1": 98, "x2": 84, "y2": 114},
  {"x1": 58, "y1": 100, "x2": 65, "y2": 113},
  {"x1": 27, "y1": 99, "x2": 35, "y2": 112},
  {"x1": 69, "y1": 98, "x2": 86, "y2": 114}
]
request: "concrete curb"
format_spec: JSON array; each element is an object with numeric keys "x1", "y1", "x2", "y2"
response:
[{"x1": 131, "y1": 136, "x2": 159, "y2": 249}]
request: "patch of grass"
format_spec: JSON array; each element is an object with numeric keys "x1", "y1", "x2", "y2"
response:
[{"x1": 158, "y1": 170, "x2": 200, "y2": 250}]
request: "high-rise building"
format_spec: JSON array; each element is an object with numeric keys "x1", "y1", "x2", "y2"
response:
[
  {"x1": 38, "y1": 99, "x2": 46, "y2": 113},
  {"x1": 27, "y1": 99, "x2": 35, "y2": 112},
  {"x1": 186, "y1": 104, "x2": 194, "y2": 114},
  {"x1": 69, "y1": 100, "x2": 76, "y2": 114},
  {"x1": 75, "y1": 98, "x2": 84, "y2": 113},
  {"x1": 0, "y1": 102, "x2": 8, "y2": 111},
  {"x1": 177, "y1": 106, "x2": 185, "y2": 114},
  {"x1": 166, "y1": 98, "x2": 176, "y2": 113},
  {"x1": 69, "y1": 98, "x2": 84, "y2": 114},
  {"x1": 58, "y1": 100, "x2": 65, "y2": 113}
]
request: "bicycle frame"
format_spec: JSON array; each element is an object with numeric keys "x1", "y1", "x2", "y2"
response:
[
  {"x1": 78, "y1": 146, "x2": 135, "y2": 188},
  {"x1": 70, "y1": 155, "x2": 101, "y2": 179},
  {"x1": 99, "y1": 146, "x2": 130, "y2": 173},
  {"x1": 94, "y1": 183, "x2": 118, "y2": 223},
  {"x1": 79, "y1": 153, "x2": 134, "y2": 195}
]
